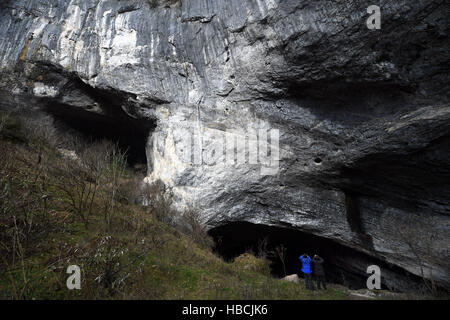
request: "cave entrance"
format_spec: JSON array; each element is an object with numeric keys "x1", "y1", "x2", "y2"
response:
[
  {"x1": 209, "y1": 221, "x2": 421, "y2": 291},
  {"x1": 40, "y1": 71, "x2": 156, "y2": 169},
  {"x1": 49, "y1": 106, "x2": 154, "y2": 168}
]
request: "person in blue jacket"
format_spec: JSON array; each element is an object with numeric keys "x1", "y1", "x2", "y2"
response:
[{"x1": 299, "y1": 254, "x2": 315, "y2": 290}]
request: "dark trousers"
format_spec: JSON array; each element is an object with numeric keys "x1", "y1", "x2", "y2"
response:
[
  {"x1": 304, "y1": 273, "x2": 315, "y2": 290},
  {"x1": 315, "y1": 275, "x2": 327, "y2": 289}
]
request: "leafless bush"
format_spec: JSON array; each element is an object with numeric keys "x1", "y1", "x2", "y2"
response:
[
  {"x1": 91, "y1": 236, "x2": 129, "y2": 292},
  {"x1": 141, "y1": 181, "x2": 213, "y2": 248},
  {"x1": 0, "y1": 142, "x2": 52, "y2": 299},
  {"x1": 0, "y1": 111, "x2": 11, "y2": 133},
  {"x1": 379, "y1": 212, "x2": 445, "y2": 296},
  {"x1": 180, "y1": 209, "x2": 214, "y2": 249},
  {"x1": 397, "y1": 215, "x2": 441, "y2": 296},
  {"x1": 257, "y1": 236, "x2": 270, "y2": 258},
  {"x1": 116, "y1": 174, "x2": 145, "y2": 205},
  {"x1": 102, "y1": 145, "x2": 127, "y2": 230},
  {"x1": 22, "y1": 114, "x2": 60, "y2": 147},
  {"x1": 50, "y1": 140, "x2": 115, "y2": 227},
  {"x1": 0, "y1": 111, "x2": 27, "y2": 142},
  {"x1": 275, "y1": 245, "x2": 287, "y2": 277},
  {"x1": 142, "y1": 180, "x2": 176, "y2": 224},
  {"x1": 0, "y1": 146, "x2": 47, "y2": 246},
  {"x1": 10, "y1": 110, "x2": 84, "y2": 150}
]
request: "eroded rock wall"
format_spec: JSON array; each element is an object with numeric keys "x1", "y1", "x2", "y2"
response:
[{"x1": 0, "y1": 0, "x2": 449, "y2": 290}]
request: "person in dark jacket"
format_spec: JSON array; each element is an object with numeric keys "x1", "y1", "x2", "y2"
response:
[
  {"x1": 313, "y1": 255, "x2": 327, "y2": 290},
  {"x1": 299, "y1": 254, "x2": 314, "y2": 290}
]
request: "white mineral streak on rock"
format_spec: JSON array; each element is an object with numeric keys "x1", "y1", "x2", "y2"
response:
[
  {"x1": 58, "y1": 4, "x2": 82, "y2": 67},
  {"x1": 97, "y1": 8, "x2": 113, "y2": 67},
  {"x1": 109, "y1": 14, "x2": 139, "y2": 68},
  {"x1": 31, "y1": 17, "x2": 49, "y2": 39}
]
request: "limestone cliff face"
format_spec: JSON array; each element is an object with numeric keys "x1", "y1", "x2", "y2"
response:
[{"x1": 0, "y1": 0, "x2": 449, "y2": 290}]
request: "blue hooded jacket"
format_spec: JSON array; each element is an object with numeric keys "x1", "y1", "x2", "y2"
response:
[{"x1": 299, "y1": 255, "x2": 312, "y2": 274}]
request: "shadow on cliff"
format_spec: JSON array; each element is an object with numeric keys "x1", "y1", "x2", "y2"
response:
[
  {"x1": 209, "y1": 221, "x2": 427, "y2": 293},
  {"x1": 28, "y1": 63, "x2": 157, "y2": 166}
]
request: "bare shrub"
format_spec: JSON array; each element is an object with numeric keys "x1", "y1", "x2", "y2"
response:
[
  {"x1": 50, "y1": 140, "x2": 114, "y2": 227},
  {"x1": 15, "y1": 110, "x2": 85, "y2": 151},
  {"x1": 90, "y1": 235, "x2": 129, "y2": 292},
  {"x1": 102, "y1": 145, "x2": 127, "y2": 230},
  {"x1": 22, "y1": 114, "x2": 60, "y2": 147},
  {"x1": 0, "y1": 142, "x2": 54, "y2": 299},
  {"x1": 397, "y1": 215, "x2": 442, "y2": 296},
  {"x1": 180, "y1": 209, "x2": 214, "y2": 249},
  {"x1": 257, "y1": 236, "x2": 270, "y2": 258},
  {"x1": 0, "y1": 111, "x2": 11, "y2": 133},
  {"x1": 142, "y1": 180, "x2": 176, "y2": 224},
  {"x1": 140, "y1": 181, "x2": 213, "y2": 248},
  {"x1": 0, "y1": 112, "x2": 27, "y2": 142},
  {"x1": 116, "y1": 174, "x2": 145, "y2": 205},
  {"x1": 275, "y1": 245, "x2": 287, "y2": 277}
]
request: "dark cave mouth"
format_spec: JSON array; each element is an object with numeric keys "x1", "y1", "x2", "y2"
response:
[
  {"x1": 53, "y1": 109, "x2": 152, "y2": 166},
  {"x1": 35, "y1": 66, "x2": 156, "y2": 168},
  {"x1": 209, "y1": 221, "x2": 423, "y2": 291},
  {"x1": 44, "y1": 101, "x2": 155, "y2": 168}
]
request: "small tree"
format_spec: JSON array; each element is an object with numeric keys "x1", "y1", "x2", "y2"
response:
[
  {"x1": 51, "y1": 141, "x2": 112, "y2": 227},
  {"x1": 398, "y1": 215, "x2": 441, "y2": 296},
  {"x1": 381, "y1": 213, "x2": 444, "y2": 296},
  {"x1": 102, "y1": 145, "x2": 127, "y2": 230},
  {"x1": 257, "y1": 236, "x2": 269, "y2": 258},
  {"x1": 275, "y1": 245, "x2": 287, "y2": 276},
  {"x1": 0, "y1": 111, "x2": 10, "y2": 133},
  {"x1": 142, "y1": 180, "x2": 175, "y2": 224},
  {"x1": 180, "y1": 209, "x2": 214, "y2": 249}
]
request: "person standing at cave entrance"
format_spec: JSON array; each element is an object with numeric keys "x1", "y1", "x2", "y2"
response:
[
  {"x1": 299, "y1": 254, "x2": 314, "y2": 290},
  {"x1": 313, "y1": 255, "x2": 327, "y2": 290}
]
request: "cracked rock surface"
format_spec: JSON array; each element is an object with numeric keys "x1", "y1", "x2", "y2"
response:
[{"x1": 0, "y1": 0, "x2": 449, "y2": 290}]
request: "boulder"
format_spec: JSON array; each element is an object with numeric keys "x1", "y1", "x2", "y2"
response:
[{"x1": 282, "y1": 274, "x2": 300, "y2": 284}]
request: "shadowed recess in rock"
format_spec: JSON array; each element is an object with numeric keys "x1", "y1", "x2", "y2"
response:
[
  {"x1": 209, "y1": 221, "x2": 426, "y2": 292},
  {"x1": 344, "y1": 191, "x2": 364, "y2": 234},
  {"x1": 39, "y1": 70, "x2": 156, "y2": 166},
  {"x1": 49, "y1": 106, "x2": 152, "y2": 165}
]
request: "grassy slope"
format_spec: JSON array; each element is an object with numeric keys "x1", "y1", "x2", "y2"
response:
[{"x1": 0, "y1": 115, "x2": 351, "y2": 300}]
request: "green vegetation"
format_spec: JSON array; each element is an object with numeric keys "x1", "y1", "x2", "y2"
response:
[{"x1": 0, "y1": 112, "x2": 351, "y2": 300}]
